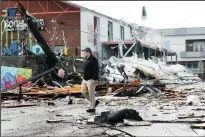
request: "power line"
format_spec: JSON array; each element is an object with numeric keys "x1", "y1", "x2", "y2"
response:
[
  {"x1": 72, "y1": 2, "x2": 205, "y2": 29},
  {"x1": 1, "y1": 15, "x2": 192, "y2": 50},
  {"x1": 72, "y1": 4, "x2": 136, "y2": 9},
  {"x1": 53, "y1": 23, "x2": 193, "y2": 46}
]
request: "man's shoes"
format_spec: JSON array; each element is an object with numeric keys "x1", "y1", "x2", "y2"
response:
[
  {"x1": 86, "y1": 109, "x2": 95, "y2": 113},
  {"x1": 86, "y1": 101, "x2": 99, "y2": 113},
  {"x1": 95, "y1": 100, "x2": 100, "y2": 107}
]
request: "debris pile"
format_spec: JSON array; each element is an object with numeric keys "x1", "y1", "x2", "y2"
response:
[
  {"x1": 159, "y1": 90, "x2": 187, "y2": 99},
  {"x1": 101, "y1": 55, "x2": 201, "y2": 85},
  {"x1": 89, "y1": 109, "x2": 144, "y2": 125}
]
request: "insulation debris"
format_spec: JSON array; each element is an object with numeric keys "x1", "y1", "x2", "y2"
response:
[{"x1": 101, "y1": 55, "x2": 201, "y2": 84}]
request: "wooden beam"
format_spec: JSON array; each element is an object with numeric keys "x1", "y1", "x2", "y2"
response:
[
  {"x1": 37, "y1": 1, "x2": 47, "y2": 12},
  {"x1": 191, "y1": 123, "x2": 205, "y2": 129},
  {"x1": 53, "y1": 1, "x2": 66, "y2": 11},
  {"x1": 46, "y1": 0, "x2": 48, "y2": 13},
  {"x1": 27, "y1": 1, "x2": 29, "y2": 12},
  {"x1": 178, "y1": 115, "x2": 205, "y2": 119}
]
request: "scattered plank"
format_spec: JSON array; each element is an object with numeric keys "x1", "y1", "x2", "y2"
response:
[
  {"x1": 178, "y1": 115, "x2": 205, "y2": 119},
  {"x1": 192, "y1": 108, "x2": 205, "y2": 111},
  {"x1": 56, "y1": 114, "x2": 73, "y2": 117},
  {"x1": 2, "y1": 104, "x2": 36, "y2": 108},
  {"x1": 191, "y1": 123, "x2": 205, "y2": 129},
  {"x1": 1, "y1": 119, "x2": 11, "y2": 121},
  {"x1": 46, "y1": 120, "x2": 72, "y2": 123},
  {"x1": 21, "y1": 87, "x2": 81, "y2": 94},
  {"x1": 124, "y1": 119, "x2": 152, "y2": 126},
  {"x1": 148, "y1": 120, "x2": 204, "y2": 124}
]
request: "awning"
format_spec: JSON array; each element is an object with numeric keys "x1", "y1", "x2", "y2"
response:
[{"x1": 101, "y1": 41, "x2": 176, "y2": 56}]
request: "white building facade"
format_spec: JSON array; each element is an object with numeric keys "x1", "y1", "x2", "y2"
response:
[
  {"x1": 156, "y1": 27, "x2": 205, "y2": 76},
  {"x1": 80, "y1": 7, "x2": 132, "y2": 57}
]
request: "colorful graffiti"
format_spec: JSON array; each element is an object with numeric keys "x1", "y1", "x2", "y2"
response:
[
  {"x1": 87, "y1": 23, "x2": 94, "y2": 43},
  {"x1": 1, "y1": 66, "x2": 32, "y2": 91}
]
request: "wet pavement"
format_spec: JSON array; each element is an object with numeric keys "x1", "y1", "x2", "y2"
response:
[{"x1": 2, "y1": 89, "x2": 205, "y2": 136}]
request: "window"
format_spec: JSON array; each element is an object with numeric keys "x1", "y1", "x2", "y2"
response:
[
  {"x1": 187, "y1": 64, "x2": 192, "y2": 68},
  {"x1": 184, "y1": 63, "x2": 201, "y2": 73},
  {"x1": 193, "y1": 64, "x2": 198, "y2": 68},
  {"x1": 193, "y1": 41, "x2": 205, "y2": 51},
  {"x1": 185, "y1": 40, "x2": 194, "y2": 52},
  {"x1": 120, "y1": 26, "x2": 124, "y2": 41},
  {"x1": 200, "y1": 43, "x2": 204, "y2": 51},
  {"x1": 163, "y1": 40, "x2": 170, "y2": 50},
  {"x1": 108, "y1": 21, "x2": 113, "y2": 41}
]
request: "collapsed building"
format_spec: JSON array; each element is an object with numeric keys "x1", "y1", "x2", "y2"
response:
[
  {"x1": 100, "y1": 55, "x2": 201, "y2": 84},
  {"x1": 0, "y1": 1, "x2": 202, "y2": 93},
  {"x1": 1, "y1": 2, "x2": 205, "y2": 137}
]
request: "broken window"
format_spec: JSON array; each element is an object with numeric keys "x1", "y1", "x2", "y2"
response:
[
  {"x1": 108, "y1": 21, "x2": 113, "y2": 41},
  {"x1": 185, "y1": 63, "x2": 200, "y2": 73},
  {"x1": 120, "y1": 26, "x2": 124, "y2": 41}
]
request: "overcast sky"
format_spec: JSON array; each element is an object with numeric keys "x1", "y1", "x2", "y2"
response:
[{"x1": 70, "y1": 1, "x2": 205, "y2": 29}]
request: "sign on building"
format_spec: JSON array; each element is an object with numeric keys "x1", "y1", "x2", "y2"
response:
[
  {"x1": 163, "y1": 40, "x2": 170, "y2": 50},
  {"x1": 198, "y1": 61, "x2": 204, "y2": 73},
  {"x1": 3, "y1": 18, "x2": 45, "y2": 31},
  {"x1": 87, "y1": 23, "x2": 94, "y2": 43}
]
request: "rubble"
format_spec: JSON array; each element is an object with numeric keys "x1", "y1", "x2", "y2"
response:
[
  {"x1": 107, "y1": 109, "x2": 143, "y2": 124},
  {"x1": 2, "y1": 3, "x2": 205, "y2": 136},
  {"x1": 123, "y1": 119, "x2": 152, "y2": 126},
  {"x1": 101, "y1": 55, "x2": 201, "y2": 85}
]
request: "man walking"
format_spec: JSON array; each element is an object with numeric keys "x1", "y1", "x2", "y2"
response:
[{"x1": 81, "y1": 47, "x2": 99, "y2": 112}]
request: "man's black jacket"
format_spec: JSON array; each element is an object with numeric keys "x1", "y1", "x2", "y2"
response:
[{"x1": 83, "y1": 55, "x2": 99, "y2": 81}]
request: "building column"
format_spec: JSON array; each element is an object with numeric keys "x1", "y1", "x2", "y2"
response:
[
  {"x1": 134, "y1": 43, "x2": 138, "y2": 55},
  {"x1": 75, "y1": 48, "x2": 78, "y2": 57},
  {"x1": 148, "y1": 48, "x2": 150, "y2": 59},
  {"x1": 160, "y1": 50, "x2": 163, "y2": 61},
  {"x1": 176, "y1": 54, "x2": 178, "y2": 64}
]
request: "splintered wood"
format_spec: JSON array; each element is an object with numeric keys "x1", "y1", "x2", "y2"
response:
[
  {"x1": 191, "y1": 123, "x2": 205, "y2": 129},
  {"x1": 19, "y1": 87, "x2": 81, "y2": 95},
  {"x1": 160, "y1": 90, "x2": 187, "y2": 99}
]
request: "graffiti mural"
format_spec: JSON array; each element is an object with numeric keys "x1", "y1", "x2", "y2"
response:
[
  {"x1": 1, "y1": 66, "x2": 32, "y2": 91},
  {"x1": 87, "y1": 23, "x2": 94, "y2": 43},
  {"x1": 3, "y1": 18, "x2": 45, "y2": 31},
  {"x1": 2, "y1": 40, "x2": 19, "y2": 56}
]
